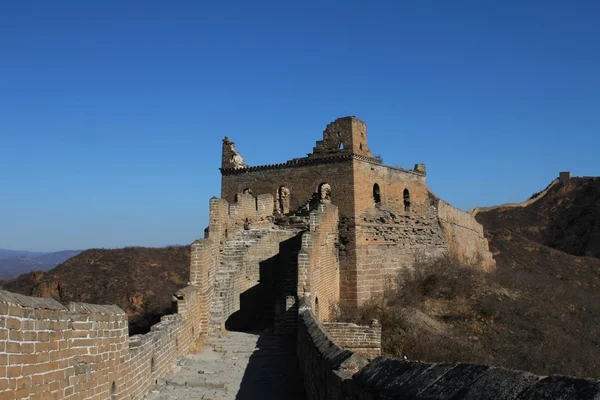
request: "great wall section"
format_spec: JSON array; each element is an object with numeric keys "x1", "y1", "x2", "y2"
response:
[{"x1": 1, "y1": 117, "x2": 599, "y2": 399}]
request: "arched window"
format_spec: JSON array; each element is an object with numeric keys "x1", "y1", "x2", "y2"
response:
[
  {"x1": 314, "y1": 297, "x2": 320, "y2": 319},
  {"x1": 278, "y1": 186, "x2": 290, "y2": 214},
  {"x1": 318, "y1": 183, "x2": 332, "y2": 203},
  {"x1": 373, "y1": 184, "x2": 381, "y2": 204},
  {"x1": 111, "y1": 382, "x2": 117, "y2": 399},
  {"x1": 403, "y1": 188, "x2": 411, "y2": 211},
  {"x1": 151, "y1": 357, "x2": 156, "y2": 372},
  {"x1": 339, "y1": 142, "x2": 344, "y2": 150}
]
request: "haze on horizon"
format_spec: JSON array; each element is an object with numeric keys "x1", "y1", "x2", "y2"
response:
[{"x1": 1, "y1": 1, "x2": 598, "y2": 252}]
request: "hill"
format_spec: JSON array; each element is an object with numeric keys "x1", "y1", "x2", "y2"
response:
[
  {"x1": 0, "y1": 246, "x2": 190, "y2": 335},
  {"x1": 475, "y1": 177, "x2": 600, "y2": 258},
  {"x1": 0, "y1": 249, "x2": 82, "y2": 280}
]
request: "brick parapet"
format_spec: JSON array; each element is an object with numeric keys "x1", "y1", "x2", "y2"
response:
[
  {"x1": 322, "y1": 321, "x2": 381, "y2": 360},
  {"x1": 0, "y1": 284, "x2": 204, "y2": 400}
]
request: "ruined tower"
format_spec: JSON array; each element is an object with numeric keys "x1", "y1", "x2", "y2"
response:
[{"x1": 219, "y1": 116, "x2": 495, "y2": 309}]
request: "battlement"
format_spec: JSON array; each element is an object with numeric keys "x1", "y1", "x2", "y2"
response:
[
  {"x1": 0, "y1": 286, "x2": 203, "y2": 399},
  {"x1": 559, "y1": 171, "x2": 572, "y2": 184}
]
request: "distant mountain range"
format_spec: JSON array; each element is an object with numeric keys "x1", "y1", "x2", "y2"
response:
[{"x1": 0, "y1": 249, "x2": 82, "y2": 280}]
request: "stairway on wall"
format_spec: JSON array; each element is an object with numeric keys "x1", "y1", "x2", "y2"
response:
[
  {"x1": 211, "y1": 227, "x2": 303, "y2": 335},
  {"x1": 211, "y1": 228, "x2": 271, "y2": 333}
]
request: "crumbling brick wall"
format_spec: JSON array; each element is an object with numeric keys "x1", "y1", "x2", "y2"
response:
[
  {"x1": 297, "y1": 203, "x2": 340, "y2": 322},
  {"x1": 351, "y1": 161, "x2": 448, "y2": 305},
  {"x1": 437, "y1": 200, "x2": 495, "y2": 270}
]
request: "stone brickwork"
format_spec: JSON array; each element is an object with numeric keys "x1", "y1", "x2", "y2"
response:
[
  {"x1": 297, "y1": 203, "x2": 340, "y2": 322},
  {"x1": 322, "y1": 321, "x2": 381, "y2": 360},
  {"x1": 0, "y1": 285, "x2": 203, "y2": 400},
  {"x1": 437, "y1": 200, "x2": 495, "y2": 270}
]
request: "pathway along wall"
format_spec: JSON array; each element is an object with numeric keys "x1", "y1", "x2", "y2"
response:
[
  {"x1": 297, "y1": 297, "x2": 600, "y2": 399},
  {"x1": 0, "y1": 285, "x2": 204, "y2": 400}
]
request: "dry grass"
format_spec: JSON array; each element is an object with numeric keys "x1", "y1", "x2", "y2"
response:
[
  {"x1": 188, "y1": 334, "x2": 205, "y2": 354},
  {"x1": 335, "y1": 253, "x2": 600, "y2": 379}
]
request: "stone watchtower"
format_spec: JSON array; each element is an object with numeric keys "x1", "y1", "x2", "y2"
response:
[{"x1": 218, "y1": 116, "x2": 495, "y2": 309}]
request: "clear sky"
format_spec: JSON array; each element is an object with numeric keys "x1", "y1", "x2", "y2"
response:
[{"x1": 1, "y1": 1, "x2": 598, "y2": 252}]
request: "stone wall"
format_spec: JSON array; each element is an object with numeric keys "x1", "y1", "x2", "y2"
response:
[
  {"x1": 297, "y1": 296, "x2": 600, "y2": 400},
  {"x1": 437, "y1": 200, "x2": 495, "y2": 270},
  {"x1": 322, "y1": 321, "x2": 381, "y2": 360},
  {"x1": 297, "y1": 203, "x2": 340, "y2": 321},
  {"x1": 0, "y1": 284, "x2": 203, "y2": 400},
  {"x1": 352, "y1": 158, "x2": 448, "y2": 304},
  {"x1": 296, "y1": 297, "x2": 367, "y2": 400},
  {"x1": 221, "y1": 159, "x2": 357, "y2": 218}
]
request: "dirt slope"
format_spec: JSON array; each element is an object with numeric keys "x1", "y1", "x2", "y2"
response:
[{"x1": 476, "y1": 177, "x2": 600, "y2": 258}]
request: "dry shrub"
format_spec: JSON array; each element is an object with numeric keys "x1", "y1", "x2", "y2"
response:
[
  {"x1": 188, "y1": 334, "x2": 205, "y2": 354},
  {"x1": 334, "y1": 252, "x2": 600, "y2": 379},
  {"x1": 392, "y1": 254, "x2": 486, "y2": 307}
]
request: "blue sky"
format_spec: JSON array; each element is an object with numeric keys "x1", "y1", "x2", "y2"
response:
[{"x1": 1, "y1": 1, "x2": 598, "y2": 252}]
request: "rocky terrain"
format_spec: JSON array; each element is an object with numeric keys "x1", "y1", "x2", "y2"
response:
[{"x1": 0, "y1": 246, "x2": 190, "y2": 335}]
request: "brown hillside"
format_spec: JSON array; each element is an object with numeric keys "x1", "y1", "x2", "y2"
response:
[
  {"x1": 0, "y1": 246, "x2": 190, "y2": 335},
  {"x1": 475, "y1": 177, "x2": 600, "y2": 258}
]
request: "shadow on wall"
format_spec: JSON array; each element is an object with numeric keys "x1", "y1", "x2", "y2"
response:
[
  {"x1": 226, "y1": 235, "x2": 301, "y2": 332},
  {"x1": 226, "y1": 285, "x2": 261, "y2": 332},
  {"x1": 235, "y1": 332, "x2": 305, "y2": 400}
]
